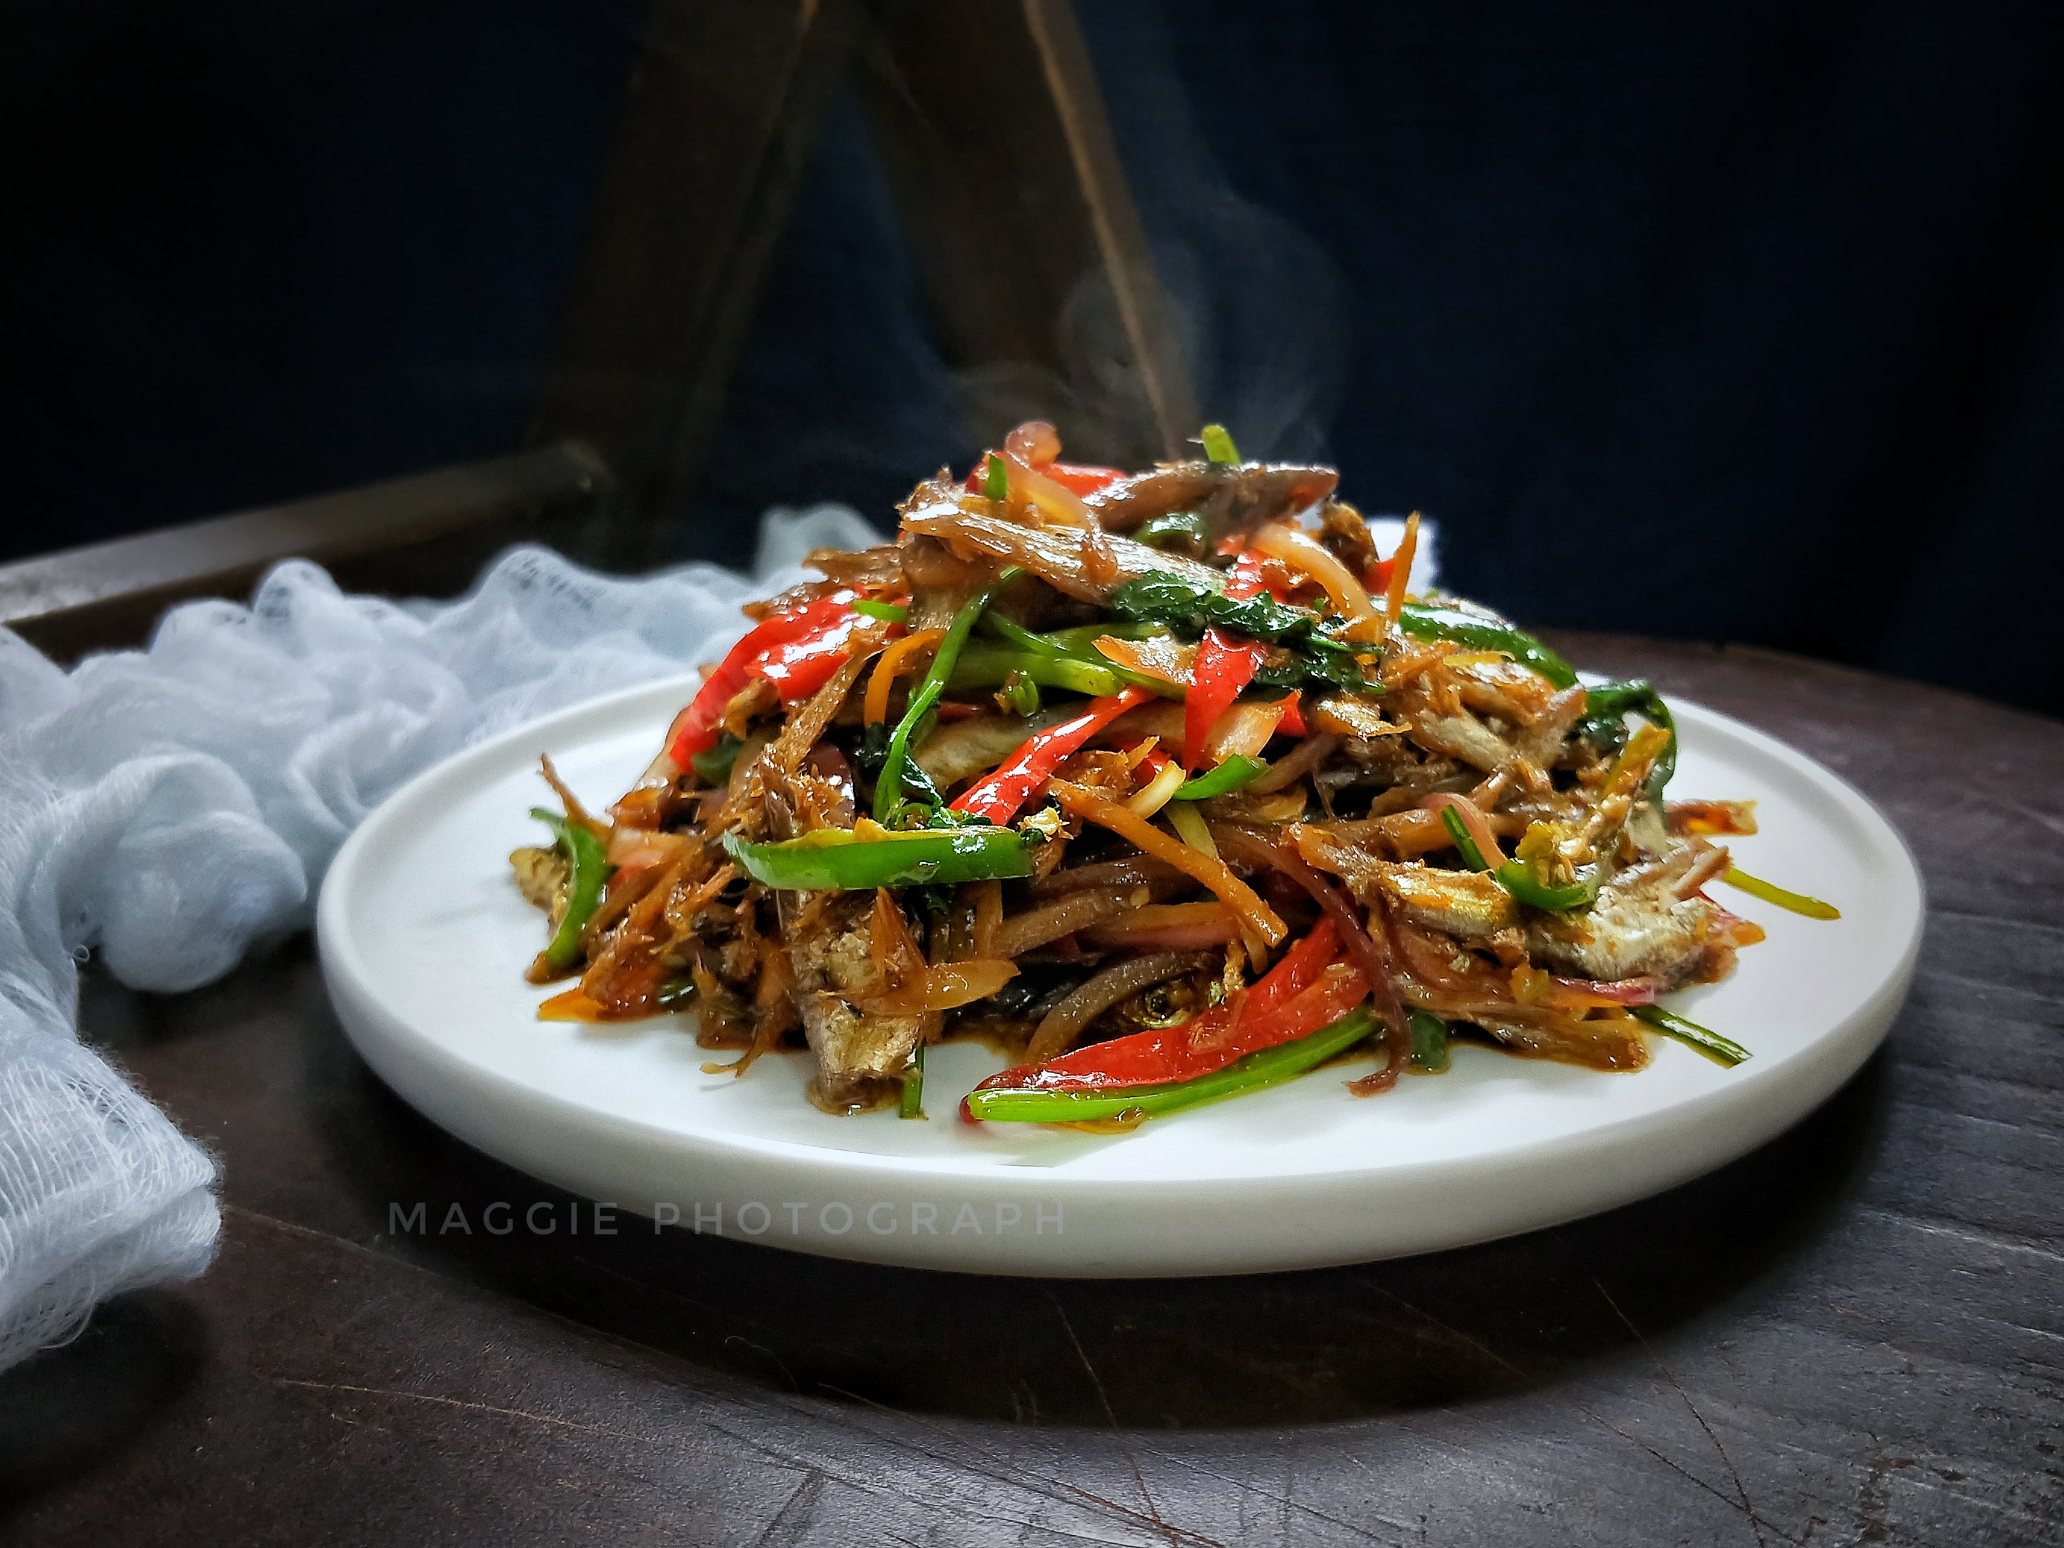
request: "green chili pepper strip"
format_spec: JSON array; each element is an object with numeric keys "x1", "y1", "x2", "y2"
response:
[
  {"x1": 1633, "y1": 1005, "x2": 1750, "y2": 1068},
  {"x1": 998, "y1": 669, "x2": 1041, "y2": 716},
  {"x1": 1437, "y1": 804, "x2": 1493, "y2": 871},
  {"x1": 975, "y1": 616, "x2": 1178, "y2": 696},
  {"x1": 984, "y1": 615, "x2": 1165, "y2": 657},
  {"x1": 1172, "y1": 755, "x2": 1269, "y2": 801},
  {"x1": 1408, "y1": 1010, "x2": 1451, "y2": 1073},
  {"x1": 1397, "y1": 603, "x2": 1578, "y2": 691},
  {"x1": 1200, "y1": 423, "x2": 1242, "y2": 464},
  {"x1": 531, "y1": 807, "x2": 611, "y2": 972},
  {"x1": 724, "y1": 825, "x2": 1031, "y2": 891},
  {"x1": 964, "y1": 1007, "x2": 1375, "y2": 1124},
  {"x1": 899, "y1": 1044, "x2": 926, "y2": 1120},
  {"x1": 1719, "y1": 865, "x2": 1841, "y2": 920},
  {"x1": 1494, "y1": 859, "x2": 1599, "y2": 912},
  {"x1": 875, "y1": 569, "x2": 1018, "y2": 821},
  {"x1": 948, "y1": 644, "x2": 1127, "y2": 699},
  {"x1": 983, "y1": 451, "x2": 1008, "y2": 501},
  {"x1": 1136, "y1": 510, "x2": 1209, "y2": 554},
  {"x1": 851, "y1": 599, "x2": 908, "y2": 623}
]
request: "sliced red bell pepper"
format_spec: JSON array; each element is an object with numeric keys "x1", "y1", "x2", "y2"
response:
[
  {"x1": 1043, "y1": 462, "x2": 1125, "y2": 496},
  {"x1": 665, "y1": 597, "x2": 869, "y2": 765},
  {"x1": 1275, "y1": 690, "x2": 1308, "y2": 737},
  {"x1": 1224, "y1": 552, "x2": 1277, "y2": 603},
  {"x1": 988, "y1": 920, "x2": 1337, "y2": 1093},
  {"x1": 755, "y1": 608, "x2": 875, "y2": 701},
  {"x1": 1180, "y1": 551, "x2": 1284, "y2": 769},
  {"x1": 1184, "y1": 631, "x2": 1266, "y2": 770},
  {"x1": 964, "y1": 919, "x2": 1366, "y2": 1109},
  {"x1": 948, "y1": 685, "x2": 1152, "y2": 825}
]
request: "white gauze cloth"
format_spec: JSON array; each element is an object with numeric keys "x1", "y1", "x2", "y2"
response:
[{"x1": 0, "y1": 504, "x2": 878, "y2": 1372}]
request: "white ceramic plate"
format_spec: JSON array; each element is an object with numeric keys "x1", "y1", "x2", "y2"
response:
[{"x1": 317, "y1": 675, "x2": 1922, "y2": 1277}]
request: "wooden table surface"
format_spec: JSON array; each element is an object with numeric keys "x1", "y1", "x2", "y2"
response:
[{"x1": 3, "y1": 631, "x2": 2059, "y2": 1547}]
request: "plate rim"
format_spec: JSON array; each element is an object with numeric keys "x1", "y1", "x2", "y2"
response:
[{"x1": 316, "y1": 672, "x2": 1924, "y2": 1274}]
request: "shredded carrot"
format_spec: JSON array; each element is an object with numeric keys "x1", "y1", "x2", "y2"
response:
[
  {"x1": 864, "y1": 627, "x2": 946, "y2": 724},
  {"x1": 1048, "y1": 779, "x2": 1286, "y2": 956},
  {"x1": 1383, "y1": 511, "x2": 1421, "y2": 634},
  {"x1": 538, "y1": 987, "x2": 607, "y2": 1022}
]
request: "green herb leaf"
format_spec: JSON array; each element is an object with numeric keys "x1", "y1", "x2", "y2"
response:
[{"x1": 689, "y1": 732, "x2": 744, "y2": 786}]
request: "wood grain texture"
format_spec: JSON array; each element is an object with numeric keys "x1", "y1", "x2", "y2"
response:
[
  {"x1": 530, "y1": 0, "x2": 872, "y2": 568},
  {"x1": 0, "y1": 445, "x2": 610, "y2": 663},
  {"x1": 3, "y1": 636, "x2": 2060, "y2": 1545},
  {"x1": 861, "y1": 0, "x2": 1198, "y2": 466}
]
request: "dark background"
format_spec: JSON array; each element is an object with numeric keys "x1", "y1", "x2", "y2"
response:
[{"x1": 6, "y1": 1, "x2": 2063, "y2": 716}]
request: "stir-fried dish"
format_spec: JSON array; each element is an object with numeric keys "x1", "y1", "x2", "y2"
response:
[{"x1": 512, "y1": 422, "x2": 1836, "y2": 1125}]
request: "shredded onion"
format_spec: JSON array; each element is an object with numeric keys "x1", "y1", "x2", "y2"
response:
[
  {"x1": 606, "y1": 827, "x2": 688, "y2": 871},
  {"x1": 1026, "y1": 950, "x2": 1215, "y2": 1063},
  {"x1": 1004, "y1": 420, "x2": 1062, "y2": 465},
  {"x1": 1203, "y1": 700, "x2": 1286, "y2": 763},
  {"x1": 992, "y1": 887, "x2": 1138, "y2": 959},
  {"x1": 1085, "y1": 902, "x2": 1240, "y2": 950},
  {"x1": 1165, "y1": 800, "x2": 1220, "y2": 859},
  {"x1": 1550, "y1": 974, "x2": 1663, "y2": 1007},
  {"x1": 1250, "y1": 732, "x2": 1338, "y2": 794},
  {"x1": 1029, "y1": 855, "x2": 1191, "y2": 899},
  {"x1": 854, "y1": 958, "x2": 1018, "y2": 1016},
  {"x1": 1049, "y1": 780, "x2": 1285, "y2": 956},
  {"x1": 1671, "y1": 844, "x2": 1731, "y2": 899},
  {"x1": 1127, "y1": 758, "x2": 1187, "y2": 816},
  {"x1": 1208, "y1": 821, "x2": 1408, "y2": 1090},
  {"x1": 1006, "y1": 452, "x2": 1091, "y2": 526},
  {"x1": 1418, "y1": 792, "x2": 1507, "y2": 866},
  {"x1": 1251, "y1": 522, "x2": 1381, "y2": 638},
  {"x1": 969, "y1": 879, "x2": 1004, "y2": 957},
  {"x1": 1095, "y1": 700, "x2": 1187, "y2": 756}
]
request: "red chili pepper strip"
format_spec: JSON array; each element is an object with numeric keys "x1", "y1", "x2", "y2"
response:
[
  {"x1": 964, "y1": 459, "x2": 1122, "y2": 497},
  {"x1": 755, "y1": 609, "x2": 878, "y2": 701},
  {"x1": 974, "y1": 920, "x2": 1345, "y2": 1106},
  {"x1": 664, "y1": 598, "x2": 866, "y2": 764},
  {"x1": 948, "y1": 686, "x2": 1153, "y2": 825},
  {"x1": 1275, "y1": 691, "x2": 1307, "y2": 737},
  {"x1": 968, "y1": 921, "x2": 1344, "y2": 1102},
  {"x1": 1225, "y1": 552, "x2": 1274, "y2": 603},
  {"x1": 1184, "y1": 631, "x2": 1265, "y2": 770},
  {"x1": 1043, "y1": 462, "x2": 1126, "y2": 496},
  {"x1": 1178, "y1": 552, "x2": 1281, "y2": 770}
]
